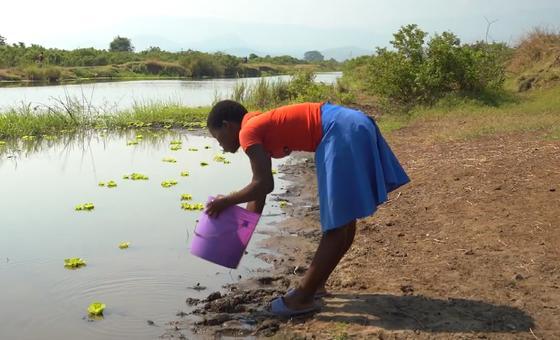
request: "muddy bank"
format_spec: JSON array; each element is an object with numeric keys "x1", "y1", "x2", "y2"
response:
[
  {"x1": 162, "y1": 127, "x2": 560, "y2": 339},
  {"x1": 160, "y1": 154, "x2": 326, "y2": 338}
]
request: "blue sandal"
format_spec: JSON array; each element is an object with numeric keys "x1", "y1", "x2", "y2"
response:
[{"x1": 270, "y1": 296, "x2": 319, "y2": 317}]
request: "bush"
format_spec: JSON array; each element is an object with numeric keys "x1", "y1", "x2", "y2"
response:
[{"x1": 346, "y1": 24, "x2": 507, "y2": 109}]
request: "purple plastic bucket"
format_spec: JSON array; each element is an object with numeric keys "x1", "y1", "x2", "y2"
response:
[{"x1": 190, "y1": 197, "x2": 261, "y2": 269}]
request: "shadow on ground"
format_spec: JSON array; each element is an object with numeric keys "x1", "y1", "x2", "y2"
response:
[{"x1": 309, "y1": 293, "x2": 534, "y2": 334}]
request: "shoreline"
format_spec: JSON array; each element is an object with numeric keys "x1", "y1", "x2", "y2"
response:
[{"x1": 162, "y1": 152, "x2": 323, "y2": 338}]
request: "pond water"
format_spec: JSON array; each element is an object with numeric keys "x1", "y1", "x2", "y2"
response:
[
  {"x1": 0, "y1": 72, "x2": 342, "y2": 112},
  {"x1": 0, "y1": 131, "x2": 289, "y2": 340}
]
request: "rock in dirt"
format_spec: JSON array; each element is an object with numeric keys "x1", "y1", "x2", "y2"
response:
[
  {"x1": 195, "y1": 313, "x2": 233, "y2": 326},
  {"x1": 206, "y1": 292, "x2": 222, "y2": 302},
  {"x1": 400, "y1": 284, "x2": 414, "y2": 295}
]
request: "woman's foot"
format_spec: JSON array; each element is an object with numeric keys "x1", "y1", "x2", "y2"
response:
[{"x1": 281, "y1": 288, "x2": 316, "y2": 311}]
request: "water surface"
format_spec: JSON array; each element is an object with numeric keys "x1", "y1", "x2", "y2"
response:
[{"x1": 0, "y1": 132, "x2": 288, "y2": 340}]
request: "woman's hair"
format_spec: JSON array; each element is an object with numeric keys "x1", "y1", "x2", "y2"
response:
[{"x1": 207, "y1": 100, "x2": 248, "y2": 128}]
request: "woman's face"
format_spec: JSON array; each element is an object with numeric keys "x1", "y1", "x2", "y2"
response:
[{"x1": 208, "y1": 121, "x2": 241, "y2": 153}]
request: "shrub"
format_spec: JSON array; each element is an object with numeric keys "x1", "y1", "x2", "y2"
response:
[{"x1": 346, "y1": 24, "x2": 507, "y2": 109}]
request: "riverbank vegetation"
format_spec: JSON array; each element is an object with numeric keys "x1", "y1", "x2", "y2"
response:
[
  {"x1": 0, "y1": 36, "x2": 340, "y2": 83},
  {"x1": 1, "y1": 26, "x2": 558, "y2": 143}
]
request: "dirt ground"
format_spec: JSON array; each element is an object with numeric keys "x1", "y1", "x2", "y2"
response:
[{"x1": 162, "y1": 121, "x2": 560, "y2": 339}]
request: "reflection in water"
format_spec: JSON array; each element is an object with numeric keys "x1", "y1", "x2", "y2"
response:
[{"x1": 0, "y1": 131, "x2": 288, "y2": 340}]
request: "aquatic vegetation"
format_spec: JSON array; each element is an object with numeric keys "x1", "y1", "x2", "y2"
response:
[
  {"x1": 21, "y1": 135, "x2": 35, "y2": 141},
  {"x1": 213, "y1": 154, "x2": 231, "y2": 164},
  {"x1": 272, "y1": 169, "x2": 278, "y2": 175},
  {"x1": 170, "y1": 140, "x2": 182, "y2": 145},
  {"x1": 43, "y1": 135, "x2": 57, "y2": 141},
  {"x1": 181, "y1": 202, "x2": 205, "y2": 211},
  {"x1": 126, "y1": 140, "x2": 139, "y2": 146},
  {"x1": 279, "y1": 201, "x2": 288, "y2": 208},
  {"x1": 188, "y1": 148, "x2": 198, "y2": 152},
  {"x1": 180, "y1": 170, "x2": 190, "y2": 177},
  {"x1": 98, "y1": 182, "x2": 106, "y2": 187},
  {"x1": 123, "y1": 173, "x2": 149, "y2": 180},
  {"x1": 87, "y1": 302, "x2": 106, "y2": 316},
  {"x1": 0, "y1": 141, "x2": 5, "y2": 146},
  {"x1": 200, "y1": 162, "x2": 209, "y2": 166},
  {"x1": 64, "y1": 257, "x2": 86, "y2": 269},
  {"x1": 118, "y1": 242, "x2": 130, "y2": 249},
  {"x1": 75, "y1": 203, "x2": 95, "y2": 211},
  {"x1": 107, "y1": 180, "x2": 117, "y2": 188},
  {"x1": 170, "y1": 145, "x2": 182, "y2": 151},
  {"x1": 162, "y1": 157, "x2": 177, "y2": 163},
  {"x1": 181, "y1": 194, "x2": 193, "y2": 201},
  {"x1": 161, "y1": 180, "x2": 178, "y2": 188},
  {"x1": 135, "y1": 134, "x2": 143, "y2": 140}
]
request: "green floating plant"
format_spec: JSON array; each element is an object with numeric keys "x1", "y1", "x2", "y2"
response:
[
  {"x1": 170, "y1": 145, "x2": 182, "y2": 151},
  {"x1": 163, "y1": 124, "x2": 172, "y2": 129},
  {"x1": 75, "y1": 203, "x2": 95, "y2": 211},
  {"x1": 118, "y1": 242, "x2": 130, "y2": 249},
  {"x1": 181, "y1": 202, "x2": 205, "y2": 211},
  {"x1": 21, "y1": 135, "x2": 35, "y2": 141},
  {"x1": 0, "y1": 141, "x2": 6, "y2": 145},
  {"x1": 135, "y1": 134, "x2": 143, "y2": 140},
  {"x1": 272, "y1": 169, "x2": 278, "y2": 175},
  {"x1": 170, "y1": 140, "x2": 182, "y2": 145},
  {"x1": 213, "y1": 155, "x2": 231, "y2": 164},
  {"x1": 107, "y1": 180, "x2": 117, "y2": 188},
  {"x1": 126, "y1": 140, "x2": 139, "y2": 146},
  {"x1": 279, "y1": 201, "x2": 288, "y2": 208},
  {"x1": 162, "y1": 157, "x2": 177, "y2": 163},
  {"x1": 87, "y1": 302, "x2": 106, "y2": 316},
  {"x1": 64, "y1": 257, "x2": 86, "y2": 269},
  {"x1": 180, "y1": 170, "x2": 190, "y2": 177},
  {"x1": 123, "y1": 173, "x2": 149, "y2": 180},
  {"x1": 181, "y1": 194, "x2": 193, "y2": 201},
  {"x1": 161, "y1": 180, "x2": 178, "y2": 188},
  {"x1": 200, "y1": 162, "x2": 209, "y2": 166},
  {"x1": 44, "y1": 135, "x2": 58, "y2": 141},
  {"x1": 188, "y1": 148, "x2": 198, "y2": 152},
  {"x1": 98, "y1": 182, "x2": 106, "y2": 187}
]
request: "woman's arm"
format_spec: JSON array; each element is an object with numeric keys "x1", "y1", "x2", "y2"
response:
[{"x1": 206, "y1": 144, "x2": 273, "y2": 216}]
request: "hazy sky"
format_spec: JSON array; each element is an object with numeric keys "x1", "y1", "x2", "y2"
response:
[{"x1": 1, "y1": 0, "x2": 559, "y2": 55}]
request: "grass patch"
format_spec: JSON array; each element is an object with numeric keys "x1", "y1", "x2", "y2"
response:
[
  {"x1": 409, "y1": 86, "x2": 560, "y2": 140},
  {"x1": 0, "y1": 100, "x2": 209, "y2": 139}
]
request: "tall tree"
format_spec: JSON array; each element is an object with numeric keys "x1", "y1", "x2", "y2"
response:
[
  {"x1": 303, "y1": 50, "x2": 324, "y2": 62},
  {"x1": 109, "y1": 36, "x2": 134, "y2": 52}
]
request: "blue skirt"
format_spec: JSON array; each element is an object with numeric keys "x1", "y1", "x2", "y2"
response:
[{"x1": 316, "y1": 103, "x2": 410, "y2": 232}]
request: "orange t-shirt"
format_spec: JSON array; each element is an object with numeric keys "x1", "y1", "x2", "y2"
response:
[{"x1": 239, "y1": 102, "x2": 323, "y2": 158}]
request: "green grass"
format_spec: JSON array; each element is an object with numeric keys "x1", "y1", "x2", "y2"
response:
[
  {"x1": 0, "y1": 101, "x2": 209, "y2": 139},
  {"x1": 405, "y1": 86, "x2": 560, "y2": 141}
]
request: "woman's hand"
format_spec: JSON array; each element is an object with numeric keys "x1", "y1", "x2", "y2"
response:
[{"x1": 205, "y1": 195, "x2": 233, "y2": 218}]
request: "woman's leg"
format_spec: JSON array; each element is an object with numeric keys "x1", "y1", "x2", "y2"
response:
[
  {"x1": 282, "y1": 220, "x2": 356, "y2": 310},
  {"x1": 316, "y1": 221, "x2": 356, "y2": 295}
]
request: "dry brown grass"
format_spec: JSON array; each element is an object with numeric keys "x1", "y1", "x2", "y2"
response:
[{"x1": 508, "y1": 28, "x2": 560, "y2": 73}]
